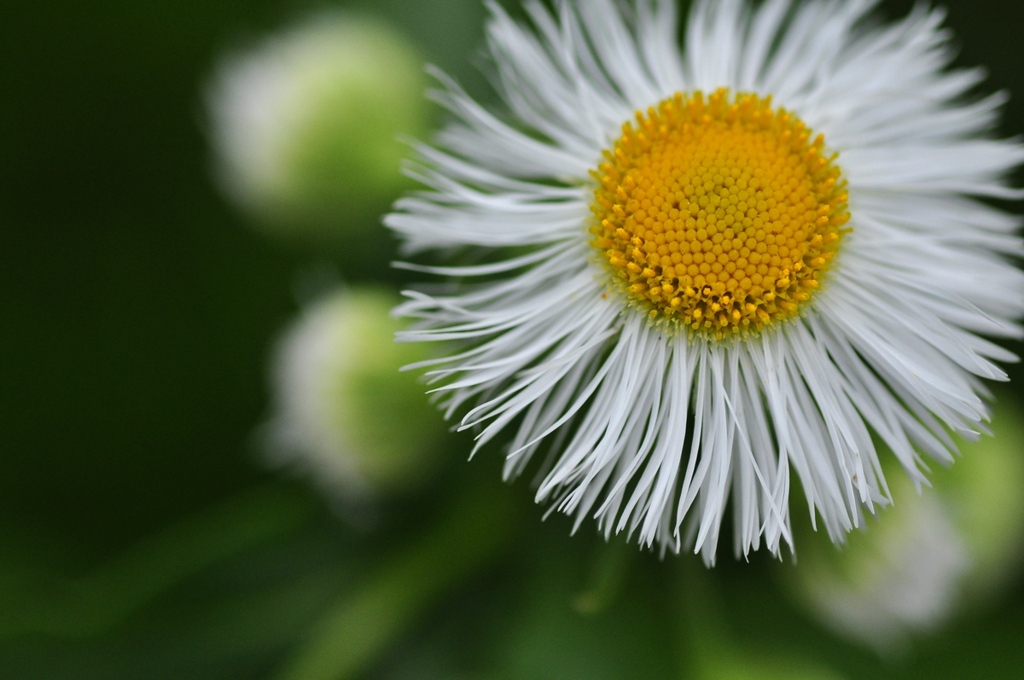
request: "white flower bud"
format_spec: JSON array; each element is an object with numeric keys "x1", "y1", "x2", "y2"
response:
[
  {"x1": 208, "y1": 13, "x2": 428, "y2": 240},
  {"x1": 263, "y1": 288, "x2": 446, "y2": 502}
]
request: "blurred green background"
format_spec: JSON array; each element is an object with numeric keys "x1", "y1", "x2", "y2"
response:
[{"x1": 2, "y1": 0, "x2": 1024, "y2": 678}]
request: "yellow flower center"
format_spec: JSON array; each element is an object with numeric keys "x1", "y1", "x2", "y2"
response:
[{"x1": 590, "y1": 88, "x2": 849, "y2": 340}]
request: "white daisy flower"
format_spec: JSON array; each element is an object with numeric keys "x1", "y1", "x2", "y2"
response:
[{"x1": 386, "y1": 0, "x2": 1024, "y2": 562}]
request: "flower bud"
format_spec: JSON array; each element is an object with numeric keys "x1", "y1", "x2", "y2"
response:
[
  {"x1": 208, "y1": 13, "x2": 428, "y2": 243},
  {"x1": 263, "y1": 287, "x2": 447, "y2": 501},
  {"x1": 786, "y1": 399, "x2": 1024, "y2": 652}
]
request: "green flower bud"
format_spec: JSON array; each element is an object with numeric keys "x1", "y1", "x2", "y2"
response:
[
  {"x1": 208, "y1": 13, "x2": 428, "y2": 243},
  {"x1": 264, "y1": 288, "x2": 447, "y2": 500}
]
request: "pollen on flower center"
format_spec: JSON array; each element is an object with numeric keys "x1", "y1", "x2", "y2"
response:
[{"x1": 590, "y1": 88, "x2": 850, "y2": 339}]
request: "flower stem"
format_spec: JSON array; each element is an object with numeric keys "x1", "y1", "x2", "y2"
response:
[{"x1": 274, "y1": 481, "x2": 518, "y2": 680}]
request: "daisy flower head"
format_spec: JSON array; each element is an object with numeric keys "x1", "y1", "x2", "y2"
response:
[{"x1": 386, "y1": 0, "x2": 1024, "y2": 562}]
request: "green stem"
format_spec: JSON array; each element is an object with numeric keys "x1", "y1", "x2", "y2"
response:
[
  {"x1": 572, "y1": 539, "x2": 634, "y2": 615},
  {"x1": 674, "y1": 557, "x2": 729, "y2": 679},
  {"x1": 275, "y1": 483, "x2": 517, "y2": 680},
  {"x1": 672, "y1": 559, "x2": 843, "y2": 680}
]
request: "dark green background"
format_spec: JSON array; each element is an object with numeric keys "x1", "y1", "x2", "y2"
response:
[{"x1": 2, "y1": 1, "x2": 1023, "y2": 678}]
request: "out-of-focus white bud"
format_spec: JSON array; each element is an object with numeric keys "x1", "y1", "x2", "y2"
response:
[
  {"x1": 787, "y1": 400, "x2": 1024, "y2": 653},
  {"x1": 263, "y1": 287, "x2": 447, "y2": 502},
  {"x1": 941, "y1": 402, "x2": 1024, "y2": 600},
  {"x1": 207, "y1": 13, "x2": 428, "y2": 240}
]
